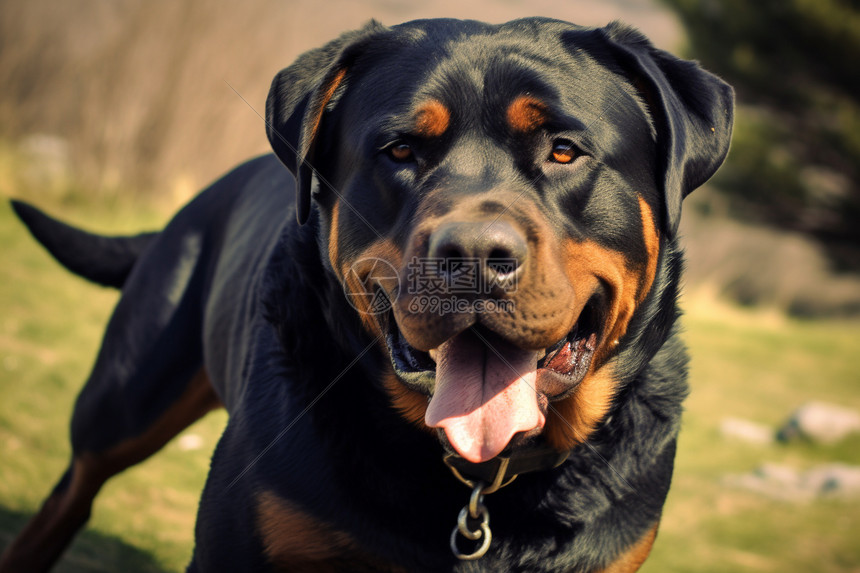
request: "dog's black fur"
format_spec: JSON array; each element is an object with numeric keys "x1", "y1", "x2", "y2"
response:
[{"x1": 0, "y1": 17, "x2": 732, "y2": 573}]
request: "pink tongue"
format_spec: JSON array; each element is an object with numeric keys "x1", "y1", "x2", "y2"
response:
[{"x1": 425, "y1": 329, "x2": 544, "y2": 463}]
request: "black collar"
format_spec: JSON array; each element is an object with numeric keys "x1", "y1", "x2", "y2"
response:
[{"x1": 443, "y1": 445, "x2": 571, "y2": 560}]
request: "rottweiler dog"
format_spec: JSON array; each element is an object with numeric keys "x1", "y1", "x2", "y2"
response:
[{"x1": 0, "y1": 17, "x2": 732, "y2": 573}]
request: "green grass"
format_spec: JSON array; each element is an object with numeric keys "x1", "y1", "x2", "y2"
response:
[
  {"x1": 643, "y1": 300, "x2": 860, "y2": 573},
  {"x1": 0, "y1": 199, "x2": 858, "y2": 571},
  {"x1": 0, "y1": 199, "x2": 228, "y2": 571}
]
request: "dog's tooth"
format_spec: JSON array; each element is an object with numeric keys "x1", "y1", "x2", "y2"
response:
[{"x1": 429, "y1": 348, "x2": 437, "y2": 363}]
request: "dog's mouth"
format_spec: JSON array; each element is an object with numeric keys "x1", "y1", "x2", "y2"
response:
[
  {"x1": 383, "y1": 298, "x2": 601, "y2": 463},
  {"x1": 386, "y1": 306, "x2": 599, "y2": 385}
]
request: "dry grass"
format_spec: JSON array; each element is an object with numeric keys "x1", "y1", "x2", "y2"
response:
[{"x1": 680, "y1": 188, "x2": 860, "y2": 317}]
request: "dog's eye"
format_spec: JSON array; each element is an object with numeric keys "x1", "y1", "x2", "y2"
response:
[
  {"x1": 549, "y1": 140, "x2": 578, "y2": 164},
  {"x1": 387, "y1": 142, "x2": 415, "y2": 163}
]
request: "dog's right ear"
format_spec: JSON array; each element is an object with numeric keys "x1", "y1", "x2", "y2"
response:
[{"x1": 266, "y1": 21, "x2": 388, "y2": 225}]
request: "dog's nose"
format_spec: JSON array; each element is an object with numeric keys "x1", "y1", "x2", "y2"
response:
[{"x1": 427, "y1": 221, "x2": 527, "y2": 292}]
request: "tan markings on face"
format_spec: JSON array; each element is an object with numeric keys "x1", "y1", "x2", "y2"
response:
[
  {"x1": 337, "y1": 239, "x2": 402, "y2": 337},
  {"x1": 335, "y1": 234, "x2": 413, "y2": 422},
  {"x1": 414, "y1": 100, "x2": 451, "y2": 138},
  {"x1": 506, "y1": 95, "x2": 549, "y2": 133},
  {"x1": 545, "y1": 363, "x2": 617, "y2": 450},
  {"x1": 562, "y1": 239, "x2": 638, "y2": 367},
  {"x1": 637, "y1": 196, "x2": 660, "y2": 304},
  {"x1": 256, "y1": 490, "x2": 356, "y2": 569},
  {"x1": 383, "y1": 372, "x2": 432, "y2": 430},
  {"x1": 415, "y1": 100, "x2": 451, "y2": 137},
  {"x1": 546, "y1": 207, "x2": 661, "y2": 450},
  {"x1": 597, "y1": 521, "x2": 660, "y2": 573}
]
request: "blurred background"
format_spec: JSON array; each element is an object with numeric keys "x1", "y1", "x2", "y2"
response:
[{"x1": 0, "y1": 0, "x2": 858, "y2": 571}]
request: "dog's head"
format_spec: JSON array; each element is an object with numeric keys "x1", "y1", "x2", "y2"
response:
[{"x1": 266, "y1": 18, "x2": 732, "y2": 463}]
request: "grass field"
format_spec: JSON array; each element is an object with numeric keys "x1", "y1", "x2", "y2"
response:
[{"x1": 1, "y1": 198, "x2": 858, "y2": 572}]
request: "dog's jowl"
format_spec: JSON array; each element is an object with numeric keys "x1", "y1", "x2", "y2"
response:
[{"x1": 1, "y1": 17, "x2": 732, "y2": 573}]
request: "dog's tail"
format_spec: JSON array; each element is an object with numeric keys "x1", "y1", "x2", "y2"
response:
[{"x1": 11, "y1": 200, "x2": 159, "y2": 289}]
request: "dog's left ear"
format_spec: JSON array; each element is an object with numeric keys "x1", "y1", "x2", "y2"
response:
[
  {"x1": 266, "y1": 21, "x2": 388, "y2": 225},
  {"x1": 599, "y1": 22, "x2": 734, "y2": 238}
]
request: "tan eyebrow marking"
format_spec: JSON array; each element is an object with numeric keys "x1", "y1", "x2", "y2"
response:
[
  {"x1": 507, "y1": 95, "x2": 549, "y2": 132},
  {"x1": 414, "y1": 100, "x2": 451, "y2": 137}
]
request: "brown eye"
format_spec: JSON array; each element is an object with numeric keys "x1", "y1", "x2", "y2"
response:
[
  {"x1": 549, "y1": 141, "x2": 577, "y2": 164},
  {"x1": 388, "y1": 142, "x2": 414, "y2": 162}
]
